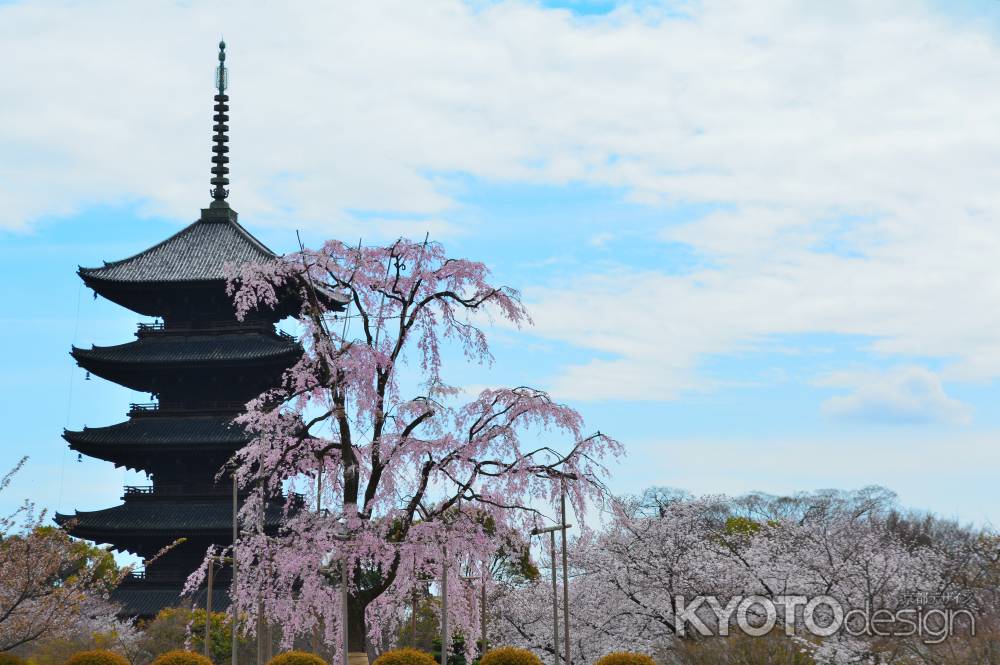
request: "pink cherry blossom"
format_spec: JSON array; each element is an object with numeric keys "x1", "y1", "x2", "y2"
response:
[{"x1": 202, "y1": 239, "x2": 622, "y2": 659}]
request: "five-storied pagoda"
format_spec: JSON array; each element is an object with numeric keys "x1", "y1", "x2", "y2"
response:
[{"x1": 56, "y1": 42, "x2": 344, "y2": 619}]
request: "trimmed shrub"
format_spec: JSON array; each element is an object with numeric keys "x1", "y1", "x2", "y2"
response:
[
  {"x1": 479, "y1": 647, "x2": 542, "y2": 665},
  {"x1": 64, "y1": 650, "x2": 130, "y2": 665},
  {"x1": 151, "y1": 651, "x2": 214, "y2": 665},
  {"x1": 0, "y1": 654, "x2": 26, "y2": 665},
  {"x1": 373, "y1": 648, "x2": 436, "y2": 665},
  {"x1": 594, "y1": 653, "x2": 656, "y2": 665},
  {"x1": 267, "y1": 652, "x2": 328, "y2": 665}
]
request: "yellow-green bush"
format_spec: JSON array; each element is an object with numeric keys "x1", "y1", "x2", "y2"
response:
[
  {"x1": 373, "y1": 648, "x2": 436, "y2": 665},
  {"x1": 479, "y1": 647, "x2": 542, "y2": 665},
  {"x1": 64, "y1": 650, "x2": 130, "y2": 665},
  {"x1": 151, "y1": 651, "x2": 214, "y2": 665},
  {"x1": 0, "y1": 654, "x2": 26, "y2": 665},
  {"x1": 595, "y1": 653, "x2": 656, "y2": 665},
  {"x1": 267, "y1": 652, "x2": 327, "y2": 665}
]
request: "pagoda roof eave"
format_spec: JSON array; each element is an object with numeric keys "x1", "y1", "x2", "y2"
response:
[
  {"x1": 78, "y1": 212, "x2": 276, "y2": 284},
  {"x1": 71, "y1": 332, "x2": 301, "y2": 368},
  {"x1": 77, "y1": 211, "x2": 349, "y2": 311},
  {"x1": 55, "y1": 500, "x2": 289, "y2": 538},
  {"x1": 62, "y1": 416, "x2": 250, "y2": 447},
  {"x1": 113, "y1": 586, "x2": 231, "y2": 620},
  {"x1": 63, "y1": 417, "x2": 250, "y2": 470},
  {"x1": 79, "y1": 268, "x2": 349, "y2": 317}
]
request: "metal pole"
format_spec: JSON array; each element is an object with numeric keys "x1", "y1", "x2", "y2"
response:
[
  {"x1": 530, "y1": 525, "x2": 569, "y2": 665},
  {"x1": 411, "y1": 589, "x2": 418, "y2": 648},
  {"x1": 313, "y1": 466, "x2": 322, "y2": 656},
  {"x1": 206, "y1": 557, "x2": 214, "y2": 660},
  {"x1": 232, "y1": 475, "x2": 238, "y2": 665},
  {"x1": 342, "y1": 518, "x2": 349, "y2": 665},
  {"x1": 549, "y1": 531, "x2": 559, "y2": 665},
  {"x1": 256, "y1": 601, "x2": 263, "y2": 665},
  {"x1": 411, "y1": 553, "x2": 418, "y2": 647},
  {"x1": 317, "y1": 467, "x2": 323, "y2": 512},
  {"x1": 441, "y1": 546, "x2": 448, "y2": 665},
  {"x1": 560, "y1": 480, "x2": 570, "y2": 665},
  {"x1": 480, "y1": 565, "x2": 487, "y2": 657}
]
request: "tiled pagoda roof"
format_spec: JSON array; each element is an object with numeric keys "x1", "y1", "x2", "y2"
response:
[
  {"x1": 71, "y1": 331, "x2": 300, "y2": 366},
  {"x1": 79, "y1": 212, "x2": 275, "y2": 284},
  {"x1": 113, "y1": 585, "x2": 230, "y2": 620},
  {"x1": 55, "y1": 499, "x2": 286, "y2": 535},
  {"x1": 64, "y1": 416, "x2": 249, "y2": 448}
]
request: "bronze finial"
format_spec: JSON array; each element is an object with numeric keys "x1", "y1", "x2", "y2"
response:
[{"x1": 210, "y1": 40, "x2": 230, "y2": 205}]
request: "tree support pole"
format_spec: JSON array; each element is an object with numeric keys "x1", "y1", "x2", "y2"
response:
[
  {"x1": 550, "y1": 531, "x2": 560, "y2": 665},
  {"x1": 257, "y1": 597, "x2": 265, "y2": 665},
  {"x1": 342, "y1": 542, "x2": 349, "y2": 665},
  {"x1": 480, "y1": 565, "x2": 487, "y2": 657},
  {"x1": 560, "y1": 479, "x2": 570, "y2": 665},
  {"x1": 232, "y1": 475, "x2": 238, "y2": 665},
  {"x1": 412, "y1": 590, "x2": 418, "y2": 648},
  {"x1": 206, "y1": 558, "x2": 214, "y2": 660},
  {"x1": 440, "y1": 546, "x2": 449, "y2": 665}
]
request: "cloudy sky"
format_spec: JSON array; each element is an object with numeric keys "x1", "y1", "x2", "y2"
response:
[{"x1": 2, "y1": 0, "x2": 999, "y2": 535}]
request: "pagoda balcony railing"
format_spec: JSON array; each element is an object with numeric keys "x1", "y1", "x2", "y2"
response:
[
  {"x1": 126, "y1": 568, "x2": 146, "y2": 581},
  {"x1": 124, "y1": 483, "x2": 231, "y2": 498},
  {"x1": 136, "y1": 320, "x2": 295, "y2": 340},
  {"x1": 123, "y1": 484, "x2": 306, "y2": 504},
  {"x1": 129, "y1": 400, "x2": 248, "y2": 417}
]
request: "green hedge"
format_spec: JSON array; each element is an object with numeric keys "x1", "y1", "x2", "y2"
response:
[
  {"x1": 267, "y1": 652, "x2": 328, "y2": 665},
  {"x1": 373, "y1": 648, "x2": 437, "y2": 665},
  {"x1": 594, "y1": 653, "x2": 656, "y2": 665},
  {"x1": 151, "y1": 651, "x2": 214, "y2": 665},
  {"x1": 479, "y1": 647, "x2": 542, "y2": 665}
]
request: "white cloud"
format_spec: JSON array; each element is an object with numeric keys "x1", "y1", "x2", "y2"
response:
[
  {"x1": 588, "y1": 231, "x2": 614, "y2": 247},
  {"x1": 818, "y1": 366, "x2": 972, "y2": 425},
  {"x1": 6, "y1": 0, "x2": 998, "y2": 233},
  {"x1": 7, "y1": 1, "x2": 1000, "y2": 399}
]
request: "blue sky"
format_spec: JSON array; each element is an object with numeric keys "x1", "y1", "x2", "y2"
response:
[{"x1": 2, "y1": 0, "x2": 1000, "y2": 544}]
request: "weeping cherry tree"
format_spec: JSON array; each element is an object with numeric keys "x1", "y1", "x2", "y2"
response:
[{"x1": 186, "y1": 238, "x2": 621, "y2": 661}]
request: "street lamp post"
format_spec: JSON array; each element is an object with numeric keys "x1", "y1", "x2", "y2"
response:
[
  {"x1": 480, "y1": 565, "x2": 487, "y2": 655},
  {"x1": 440, "y1": 546, "x2": 449, "y2": 665},
  {"x1": 459, "y1": 565, "x2": 489, "y2": 658},
  {"x1": 232, "y1": 475, "x2": 238, "y2": 665},
  {"x1": 205, "y1": 553, "x2": 235, "y2": 660},
  {"x1": 342, "y1": 539, "x2": 349, "y2": 665},
  {"x1": 529, "y1": 523, "x2": 572, "y2": 665},
  {"x1": 321, "y1": 505, "x2": 354, "y2": 665},
  {"x1": 205, "y1": 556, "x2": 214, "y2": 660},
  {"x1": 560, "y1": 478, "x2": 571, "y2": 665}
]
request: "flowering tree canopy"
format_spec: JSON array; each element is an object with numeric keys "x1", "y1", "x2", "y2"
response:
[
  {"x1": 0, "y1": 458, "x2": 122, "y2": 652},
  {"x1": 497, "y1": 488, "x2": 999, "y2": 665},
  {"x1": 199, "y1": 238, "x2": 621, "y2": 656}
]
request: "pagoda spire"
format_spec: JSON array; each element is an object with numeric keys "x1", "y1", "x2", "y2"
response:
[{"x1": 210, "y1": 40, "x2": 230, "y2": 207}]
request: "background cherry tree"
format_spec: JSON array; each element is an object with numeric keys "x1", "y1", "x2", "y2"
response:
[
  {"x1": 0, "y1": 458, "x2": 124, "y2": 653},
  {"x1": 496, "y1": 488, "x2": 996, "y2": 665},
  {"x1": 197, "y1": 238, "x2": 621, "y2": 658}
]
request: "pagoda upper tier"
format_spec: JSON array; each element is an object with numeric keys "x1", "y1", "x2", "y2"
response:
[
  {"x1": 71, "y1": 327, "x2": 300, "y2": 397},
  {"x1": 55, "y1": 498, "x2": 290, "y2": 556},
  {"x1": 59, "y1": 39, "x2": 341, "y2": 620},
  {"x1": 63, "y1": 415, "x2": 249, "y2": 472},
  {"x1": 78, "y1": 205, "x2": 348, "y2": 321}
]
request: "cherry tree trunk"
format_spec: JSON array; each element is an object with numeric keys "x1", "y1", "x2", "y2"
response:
[{"x1": 347, "y1": 593, "x2": 370, "y2": 665}]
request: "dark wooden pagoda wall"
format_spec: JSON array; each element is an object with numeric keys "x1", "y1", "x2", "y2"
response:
[{"x1": 65, "y1": 239, "x2": 302, "y2": 619}]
